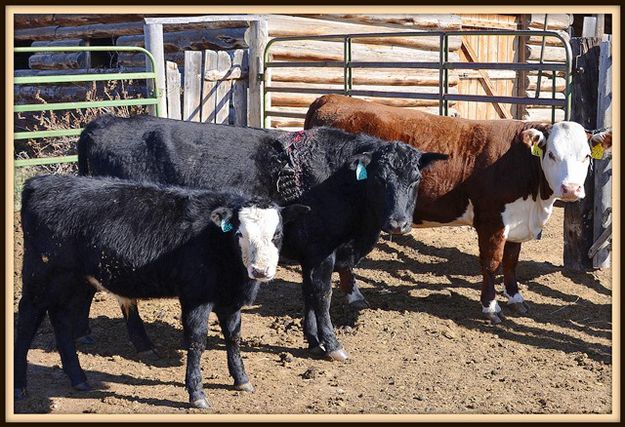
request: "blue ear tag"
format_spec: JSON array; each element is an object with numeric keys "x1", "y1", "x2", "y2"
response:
[
  {"x1": 356, "y1": 160, "x2": 368, "y2": 181},
  {"x1": 220, "y1": 219, "x2": 233, "y2": 233}
]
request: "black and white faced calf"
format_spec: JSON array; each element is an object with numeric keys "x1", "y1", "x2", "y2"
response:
[
  {"x1": 15, "y1": 175, "x2": 308, "y2": 408},
  {"x1": 77, "y1": 116, "x2": 448, "y2": 361}
]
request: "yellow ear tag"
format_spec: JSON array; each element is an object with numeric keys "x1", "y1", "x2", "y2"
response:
[
  {"x1": 531, "y1": 144, "x2": 543, "y2": 157},
  {"x1": 591, "y1": 144, "x2": 604, "y2": 160}
]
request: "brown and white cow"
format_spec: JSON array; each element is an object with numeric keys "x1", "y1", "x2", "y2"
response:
[{"x1": 305, "y1": 94, "x2": 612, "y2": 323}]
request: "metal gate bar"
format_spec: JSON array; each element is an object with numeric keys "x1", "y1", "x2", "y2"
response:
[
  {"x1": 262, "y1": 29, "x2": 572, "y2": 127},
  {"x1": 13, "y1": 46, "x2": 161, "y2": 168}
]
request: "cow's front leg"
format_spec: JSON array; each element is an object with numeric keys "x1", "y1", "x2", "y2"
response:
[
  {"x1": 302, "y1": 253, "x2": 348, "y2": 361},
  {"x1": 337, "y1": 267, "x2": 369, "y2": 309},
  {"x1": 502, "y1": 241, "x2": 530, "y2": 314},
  {"x1": 181, "y1": 301, "x2": 212, "y2": 409},
  {"x1": 216, "y1": 307, "x2": 254, "y2": 393},
  {"x1": 475, "y1": 222, "x2": 506, "y2": 324}
]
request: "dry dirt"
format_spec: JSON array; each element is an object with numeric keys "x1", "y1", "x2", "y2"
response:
[{"x1": 11, "y1": 207, "x2": 613, "y2": 415}]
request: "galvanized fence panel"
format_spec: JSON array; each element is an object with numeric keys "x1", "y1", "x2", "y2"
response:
[{"x1": 262, "y1": 29, "x2": 572, "y2": 127}]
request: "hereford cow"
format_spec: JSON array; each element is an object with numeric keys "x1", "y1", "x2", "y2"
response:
[
  {"x1": 305, "y1": 94, "x2": 612, "y2": 323},
  {"x1": 75, "y1": 116, "x2": 448, "y2": 360},
  {"x1": 15, "y1": 175, "x2": 308, "y2": 408}
]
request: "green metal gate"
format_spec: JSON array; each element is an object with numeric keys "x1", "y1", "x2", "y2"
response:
[
  {"x1": 13, "y1": 46, "x2": 161, "y2": 169},
  {"x1": 262, "y1": 29, "x2": 572, "y2": 127}
]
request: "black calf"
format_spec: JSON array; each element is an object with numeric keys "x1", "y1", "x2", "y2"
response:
[{"x1": 15, "y1": 175, "x2": 307, "y2": 408}]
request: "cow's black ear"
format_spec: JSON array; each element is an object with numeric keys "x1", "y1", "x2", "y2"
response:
[
  {"x1": 418, "y1": 152, "x2": 449, "y2": 170},
  {"x1": 348, "y1": 152, "x2": 373, "y2": 170},
  {"x1": 281, "y1": 204, "x2": 311, "y2": 224},
  {"x1": 210, "y1": 207, "x2": 233, "y2": 228}
]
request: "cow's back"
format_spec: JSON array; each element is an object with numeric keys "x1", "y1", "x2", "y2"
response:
[
  {"x1": 305, "y1": 95, "x2": 530, "y2": 224},
  {"x1": 78, "y1": 115, "x2": 286, "y2": 198}
]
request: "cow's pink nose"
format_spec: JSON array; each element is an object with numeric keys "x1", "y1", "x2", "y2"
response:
[{"x1": 561, "y1": 183, "x2": 583, "y2": 198}]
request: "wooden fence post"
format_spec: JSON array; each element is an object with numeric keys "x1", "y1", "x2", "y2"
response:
[
  {"x1": 144, "y1": 23, "x2": 168, "y2": 118},
  {"x1": 246, "y1": 19, "x2": 268, "y2": 127},
  {"x1": 166, "y1": 61, "x2": 182, "y2": 120},
  {"x1": 183, "y1": 50, "x2": 202, "y2": 122},
  {"x1": 563, "y1": 37, "x2": 601, "y2": 271},
  {"x1": 201, "y1": 50, "x2": 218, "y2": 123},
  {"x1": 593, "y1": 37, "x2": 612, "y2": 268}
]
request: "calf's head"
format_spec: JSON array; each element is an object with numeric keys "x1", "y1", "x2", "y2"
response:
[
  {"x1": 350, "y1": 142, "x2": 448, "y2": 234},
  {"x1": 211, "y1": 201, "x2": 310, "y2": 281},
  {"x1": 523, "y1": 122, "x2": 612, "y2": 201}
]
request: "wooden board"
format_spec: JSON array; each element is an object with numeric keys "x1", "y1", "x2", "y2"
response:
[
  {"x1": 166, "y1": 61, "x2": 182, "y2": 120},
  {"x1": 183, "y1": 50, "x2": 202, "y2": 122}
]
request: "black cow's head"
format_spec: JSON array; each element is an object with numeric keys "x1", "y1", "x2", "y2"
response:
[
  {"x1": 211, "y1": 200, "x2": 310, "y2": 281},
  {"x1": 348, "y1": 142, "x2": 448, "y2": 235}
]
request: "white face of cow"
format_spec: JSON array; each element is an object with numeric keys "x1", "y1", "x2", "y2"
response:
[
  {"x1": 525, "y1": 122, "x2": 596, "y2": 202},
  {"x1": 236, "y1": 206, "x2": 281, "y2": 282}
]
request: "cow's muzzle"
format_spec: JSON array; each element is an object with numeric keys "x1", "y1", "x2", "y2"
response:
[
  {"x1": 383, "y1": 218, "x2": 412, "y2": 235},
  {"x1": 249, "y1": 266, "x2": 274, "y2": 282},
  {"x1": 560, "y1": 183, "x2": 585, "y2": 201}
]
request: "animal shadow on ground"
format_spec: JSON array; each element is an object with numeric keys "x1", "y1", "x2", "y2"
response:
[
  {"x1": 249, "y1": 232, "x2": 611, "y2": 364},
  {"x1": 12, "y1": 362, "x2": 192, "y2": 413}
]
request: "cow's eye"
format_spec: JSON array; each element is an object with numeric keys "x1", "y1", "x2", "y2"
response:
[{"x1": 548, "y1": 151, "x2": 556, "y2": 161}]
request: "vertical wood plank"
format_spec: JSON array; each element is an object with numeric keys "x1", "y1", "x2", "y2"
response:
[
  {"x1": 201, "y1": 50, "x2": 218, "y2": 123},
  {"x1": 165, "y1": 61, "x2": 181, "y2": 120},
  {"x1": 230, "y1": 49, "x2": 248, "y2": 126},
  {"x1": 215, "y1": 51, "x2": 233, "y2": 124},
  {"x1": 144, "y1": 23, "x2": 168, "y2": 117},
  {"x1": 246, "y1": 19, "x2": 268, "y2": 127},
  {"x1": 593, "y1": 38, "x2": 612, "y2": 268},
  {"x1": 183, "y1": 50, "x2": 202, "y2": 122}
]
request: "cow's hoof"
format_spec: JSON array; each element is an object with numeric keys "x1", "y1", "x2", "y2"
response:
[
  {"x1": 75, "y1": 335, "x2": 95, "y2": 345},
  {"x1": 509, "y1": 301, "x2": 529, "y2": 314},
  {"x1": 191, "y1": 398, "x2": 211, "y2": 409},
  {"x1": 137, "y1": 349, "x2": 160, "y2": 360},
  {"x1": 484, "y1": 312, "x2": 503, "y2": 324},
  {"x1": 14, "y1": 387, "x2": 28, "y2": 400},
  {"x1": 348, "y1": 298, "x2": 370, "y2": 310},
  {"x1": 309, "y1": 345, "x2": 326, "y2": 357},
  {"x1": 234, "y1": 382, "x2": 255, "y2": 393},
  {"x1": 73, "y1": 381, "x2": 91, "y2": 392},
  {"x1": 326, "y1": 348, "x2": 349, "y2": 362}
]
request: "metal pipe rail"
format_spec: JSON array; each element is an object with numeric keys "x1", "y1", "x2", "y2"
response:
[
  {"x1": 13, "y1": 46, "x2": 161, "y2": 168},
  {"x1": 262, "y1": 29, "x2": 572, "y2": 127}
]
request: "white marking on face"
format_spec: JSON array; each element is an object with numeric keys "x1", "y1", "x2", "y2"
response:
[
  {"x1": 482, "y1": 299, "x2": 502, "y2": 314},
  {"x1": 237, "y1": 207, "x2": 281, "y2": 282},
  {"x1": 414, "y1": 200, "x2": 475, "y2": 228},
  {"x1": 85, "y1": 275, "x2": 132, "y2": 313},
  {"x1": 541, "y1": 122, "x2": 592, "y2": 201},
  {"x1": 501, "y1": 195, "x2": 555, "y2": 243},
  {"x1": 503, "y1": 291, "x2": 525, "y2": 305}
]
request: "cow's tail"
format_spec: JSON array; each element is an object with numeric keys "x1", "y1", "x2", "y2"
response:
[{"x1": 303, "y1": 95, "x2": 331, "y2": 130}]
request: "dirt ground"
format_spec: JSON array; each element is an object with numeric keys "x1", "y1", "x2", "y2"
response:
[{"x1": 11, "y1": 206, "x2": 613, "y2": 415}]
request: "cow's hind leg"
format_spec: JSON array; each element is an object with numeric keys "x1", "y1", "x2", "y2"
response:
[
  {"x1": 303, "y1": 254, "x2": 348, "y2": 362},
  {"x1": 71, "y1": 285, "x2": 96, "y2": 345},
  {"x1": 120, "y1": 300, "x2": 157, "y2": 356},
  {"x1": 337, "y1": 267, "x2": 369, "y2": 310},
  {"x1": 48, "y1": 307, "x2": 89, "y2": 391},
  {"x1": 14, "y1": 296, "x2": 47, "y2": 399},
  {"x1": 181, "y1": 301, "x2": 212, "y2": 409},
  {"x1": 475, "y1": 222, "x2": 507, "y2": 324},
  {"x1": 216, "y1": 308, "x2": 253, "y2": 392},
  {"x1": 502, "y1": 241, "x2": 529, "y2": 314}
]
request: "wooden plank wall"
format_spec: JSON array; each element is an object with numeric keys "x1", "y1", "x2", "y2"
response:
[{"x1": 457, "y1": 14, "x2": 518, "y2": 120}]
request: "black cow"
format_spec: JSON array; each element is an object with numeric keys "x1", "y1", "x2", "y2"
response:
[
  {"x1": 76, "y1": 115, "x2": 448, "y2": 360},
  {"x1": 15, "y1": 174, "x2": 308, "y2": 408}
]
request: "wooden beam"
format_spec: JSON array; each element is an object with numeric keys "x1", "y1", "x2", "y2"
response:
[
  {"x1": 246, "y1": 19, "x2": 268, "y2": 127},
  {"x1": 144, "y1": 23, "x2": 167, "y2": 118},
  {"x1": 461, "y1": 37, "x2": 512, "y2": 119}
]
